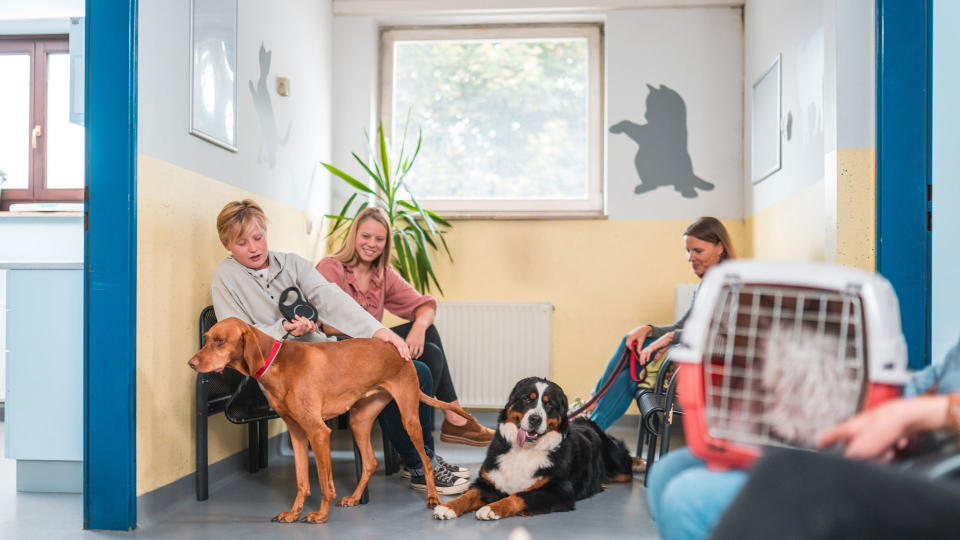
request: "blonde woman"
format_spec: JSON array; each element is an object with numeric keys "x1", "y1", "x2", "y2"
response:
[{"x1": 317, "y1": 207, "x2": 493, "y2": 491}]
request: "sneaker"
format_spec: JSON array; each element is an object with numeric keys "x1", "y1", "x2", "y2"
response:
[
  {"x1": 409, "y1": 460, "x2": 470, "y2": 495},
  {"x1": 400, "y1": 455, "x2": 470, "y2": 479},
  {"x1": 440, "y1": 418, "x2": 495, "y2": 447},
  {"x1": 435, "y1": 455, "x2": 471, "y2": 478}
]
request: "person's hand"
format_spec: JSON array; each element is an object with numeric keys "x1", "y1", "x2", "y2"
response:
[
  {"x1": 639, "y1": 331, "x2": 673, "y2": 366},
  {"x1": 817, "y1": 395, "x2": 951, "y2": 461},
  {"x1": 282, "y1": 315, "x2": 317, "y2": 337},
  {"x1": 374, "y1": 328, "x2": 412, "y2": 361},
  {"x1": 405, "y1": 324, "x2": 427, "y2": 359},
  {"x1": 626, "y1": 325, "x2": 653, "y2": 349}
]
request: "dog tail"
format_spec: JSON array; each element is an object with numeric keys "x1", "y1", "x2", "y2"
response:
[{"x1": 418, "y1": 391, "x2": 479, "y2": 425}]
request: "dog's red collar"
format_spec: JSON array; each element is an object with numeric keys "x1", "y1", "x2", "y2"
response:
[{"x1": 254, "y1": 339, "x2": 283, "y2": 380}]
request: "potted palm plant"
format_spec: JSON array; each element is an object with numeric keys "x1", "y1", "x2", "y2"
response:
[{"x1": 321, "y1": 117, "x2": 452, "y2": 294}]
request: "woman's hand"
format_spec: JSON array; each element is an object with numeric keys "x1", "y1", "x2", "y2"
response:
[
  {"x1": 405, "y1": 324, "x2": 427, "y2": 359},
  {"x1": 282, "y1": 315, "x2": 317, "y2": 337},
  {"x1": 639, "y1": 331, "x2": 673, "y2": 366},
  {"x1": 817, "y1": 395, "x2": 951, "y2": 461},
  {"x1": 374, "y1": 328, "x2": 412, "y2": 361},
  {"x1": 626, "y1": 325, "x2": 653, "y2": 349}
]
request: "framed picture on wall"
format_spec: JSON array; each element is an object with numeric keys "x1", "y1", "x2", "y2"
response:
[
  {"x1": 751, "y1": 54, "x2": 781, "y2": 184},
  {"x1": 189, "y1": 0, "x2": 238, "y2": 152}
]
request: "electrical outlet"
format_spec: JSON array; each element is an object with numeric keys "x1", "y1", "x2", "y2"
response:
[{"x1": 277, "y1": 77, "x2": 290, "y2": 96}]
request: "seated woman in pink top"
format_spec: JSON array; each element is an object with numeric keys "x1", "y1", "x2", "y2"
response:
[{"x1": 317, "y1": 208, "x2": 495, "y2": 446}]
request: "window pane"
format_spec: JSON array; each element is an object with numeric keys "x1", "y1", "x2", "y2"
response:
[
  {"x1": 0, "y1": 54, "x2": 31, "y2": 190},
  {"x1": 46, "y1": 53, "x2": 84, "y2": 190},
  {"x1": 392, "y1": 38, "x2": 588, "y2": 200}
]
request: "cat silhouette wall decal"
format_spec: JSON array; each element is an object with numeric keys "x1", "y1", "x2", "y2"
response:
[
  {"x1": 249, "y1": 42, "x2": 291, "y2": 168},
  {"x1": 610, "y1": 84, "x2": 714, "y2": 198}
]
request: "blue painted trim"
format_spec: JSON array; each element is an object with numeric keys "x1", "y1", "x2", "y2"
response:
[
  {"x1": 875, "y1": 0, "x2": 932, "y2": 369},
  {"x1": 83, "y1": 0, "x2": 138, "y2": 530}
]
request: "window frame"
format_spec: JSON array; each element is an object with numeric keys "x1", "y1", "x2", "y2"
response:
[
  {"x1": 0, "y1": 35, "x2": 83, "y2": 210},
  {"x1": 379, "y1": 24, "x2": 605, "y2": 218}
]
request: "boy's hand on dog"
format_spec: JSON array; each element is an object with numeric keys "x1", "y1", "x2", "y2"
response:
[
  {"x1": 374, "y1": 328, "x2": 412, "y2": 361},
  {"x1": 282, "y1": 315, "x2": 317, "y2": 337}
]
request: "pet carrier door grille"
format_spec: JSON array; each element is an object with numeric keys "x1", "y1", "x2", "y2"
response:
[{"x1": 701, "y1": 282, "x2": 868, "y2": 450}]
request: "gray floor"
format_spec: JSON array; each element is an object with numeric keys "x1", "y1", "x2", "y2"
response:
[{"x1": 1, "y1": 413, "x2": 665, "y2": 539}]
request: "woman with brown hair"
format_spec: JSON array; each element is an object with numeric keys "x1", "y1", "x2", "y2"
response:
[{"x1": 586, "y1": 216, "x2": 735, "y2": 430}]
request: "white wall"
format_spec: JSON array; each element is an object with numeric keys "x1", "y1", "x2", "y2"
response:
[
  {"x1": 138, "y1": 0, "x2": 334, "y2": 213},
  {"x1": 606, "y1": 8, "x2": 742, "y2": 220},
  {"x1": 331, "y1": 6, "x2": 744, "y2": 221},
  {"x1": 932, "y1": 0, "x2": 960, "y2": 364}
]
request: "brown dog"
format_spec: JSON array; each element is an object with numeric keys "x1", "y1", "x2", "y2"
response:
[{"x1": 187, "y1": 317, "x2": 476, "y2": 523}]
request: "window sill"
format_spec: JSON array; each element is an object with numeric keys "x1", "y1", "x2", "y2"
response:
[
  {"x1": 0, "y1": 211, "x2": 84, "y2": 219},
  {"x1": 436, "y1": 210, "x2": 607, "y2": 221}
]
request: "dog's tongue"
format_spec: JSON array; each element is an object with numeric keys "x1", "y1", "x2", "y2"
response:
[{"x1": 517, "y1": 429, "x2": 528, "y2": 447}]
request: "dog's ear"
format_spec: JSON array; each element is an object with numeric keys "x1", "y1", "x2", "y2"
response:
[
  {"x1": 240, "y1": 325, "x2": 266, "y2": 377},
  {"x1": 557, "y1": 388, "x2": 570, "y2": 434}
]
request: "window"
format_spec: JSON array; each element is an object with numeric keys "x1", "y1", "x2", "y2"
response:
[
  {"x1": 380, "y1": 25, "x2": 604, "y2": 217},
  {"x1": 0, "y1": 36, "x2": 84, "y2": 210}
]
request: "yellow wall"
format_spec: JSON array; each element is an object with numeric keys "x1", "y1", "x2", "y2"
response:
[
  {"x1": 746, "y1": 148, "x2": 875, "y2": 271},
  {"x1": 426, "y1": 219, "x2": 745, "y2": 406},
  {"x1": 836, "y1": 148, "x2": 876, "y2": 270},
  {"x1": 136, "y1": 155, "x2": 324, "y2": 495}
]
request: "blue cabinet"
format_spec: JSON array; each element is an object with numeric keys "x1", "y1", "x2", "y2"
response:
[{"x1": 5, "y1": 268, "x2": 83, "y2": 492}]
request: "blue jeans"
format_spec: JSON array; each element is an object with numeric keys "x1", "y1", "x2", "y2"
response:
[
  {"x1": 647, "y1": 448, "x2": 748, "y2": 540},
  {"x1": 590, "y1": 335, "x2": 655, "y2": 430},
  {"x1": 377, "y1": 360, "x2": 435, "y2": 468}
]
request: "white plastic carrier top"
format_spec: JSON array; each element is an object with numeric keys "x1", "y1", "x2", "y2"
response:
[{"x1": 670, "y1": 259, "x2": 910, "y2": 386}]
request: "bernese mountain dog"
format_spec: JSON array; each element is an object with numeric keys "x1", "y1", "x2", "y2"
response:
[{"x1": 433, "y1": 376, "x2": 634, "y2": 521}]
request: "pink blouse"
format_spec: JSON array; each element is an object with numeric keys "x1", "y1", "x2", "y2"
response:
[{"x1": 316, "y1": 257, "x2": 437, "y2": 323}]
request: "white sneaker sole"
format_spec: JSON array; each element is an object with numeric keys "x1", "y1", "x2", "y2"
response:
[
  {"x1": 410, "y1": 480, "x2": 470, "y2": 495},
  {"x1": 401, "y1": 468, "x2": 470, "y2": 479}
]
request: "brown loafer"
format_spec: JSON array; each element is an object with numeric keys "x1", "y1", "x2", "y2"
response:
[{"x1": 440, "y1": 418, "x2": 495, "y2": 447}]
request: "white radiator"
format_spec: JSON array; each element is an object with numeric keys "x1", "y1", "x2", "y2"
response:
[{"x1": 435, "y1": 301, "x2": 553, "y2": 409}]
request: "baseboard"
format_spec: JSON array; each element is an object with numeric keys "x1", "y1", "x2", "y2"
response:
[{"x1": 137, "y1": 433, "x2": 284, "y2": 524}]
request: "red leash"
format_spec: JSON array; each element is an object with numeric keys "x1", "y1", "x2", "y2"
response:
[{"x1": 568, "y1": 341, "x2": 649, "y2": 419}]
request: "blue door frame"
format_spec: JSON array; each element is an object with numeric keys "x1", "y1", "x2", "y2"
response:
[
  {"x1": 84, "y1": 0, "x2": 138, "y2": 530},
  {"x1": 876, "y1": 0, "x2": 932, "y2": 369}
]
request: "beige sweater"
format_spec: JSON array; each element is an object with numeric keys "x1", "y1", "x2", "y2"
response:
[{"x1": 211, "y1": 251, "x2": 384, "y2": 341}]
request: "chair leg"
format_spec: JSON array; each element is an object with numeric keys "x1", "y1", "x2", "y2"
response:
[
  {"x1": 382, "y1": 426, "x2": 397, "y2": 476},
  {"x1": 258, "y1": 419, "x2": 269, "y2": 469},
  {"x1": 196, "y1": 376, "x2": 209, "y2": 501},
  {"x1": 643, "y1": 415, "x2": 660, "y2": 487},
  {"x1": 353, "y1": 438, "x2": 370, "y2": 504},
  {"x1": 248, "y1": 423, "x2": 259, "y2": 473}
]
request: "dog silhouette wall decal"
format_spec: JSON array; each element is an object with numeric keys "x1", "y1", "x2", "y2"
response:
[
  {"x1": 249, "y1": 42, "x2": 291, "y2": 168},
  {"x1": 610, "y1": 84, "x2": 714, "y2": 199}
]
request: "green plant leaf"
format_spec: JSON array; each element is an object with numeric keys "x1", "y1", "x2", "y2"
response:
[
  {"x1": 378, "y1": 122, "x2": 391, "y2": 189},
  {"x1": 394, "y1": 230, "x2": 421, "y2": 291},
  {"x1": 320, "y1": 163, "x2": 375, "y2": 195},
  {"x1": 351, "y1": 152, "x2": 387, "y2": 195},
  {"x1": 323, "y1": 193, "x2": 358, "y2": 237}
]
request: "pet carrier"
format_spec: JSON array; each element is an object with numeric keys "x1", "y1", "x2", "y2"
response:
[{"x1": 671, "y1": 260, "x2": 910, "y2": 469}]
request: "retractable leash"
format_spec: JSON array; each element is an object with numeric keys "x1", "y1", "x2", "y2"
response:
[
  {"x1": 278, "y1": 286, "x2": 319, "y2": 339},
  {"x1": 568, "y1": 341, "x2": 650, "y2": 419}
]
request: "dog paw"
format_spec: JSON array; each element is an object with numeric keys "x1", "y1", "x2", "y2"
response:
[
  {"x1": 271, "y1": 511, "x2": 301, "y2": 523},
  {"x1": 433, "y1": 505, "x2": 457, "y2": 520},
  {"x1": 301, "y1": 511, "x2": 329, "y2": 524},
  {"x1": 426, "y1": 494, "x2": 441, "y2": 509},
  {"x1": 337, "y1": 496, "x2": 359, "y2": 507},
  {"x1": 475, "y1": 505, "x2": 501, "y2": 521}
]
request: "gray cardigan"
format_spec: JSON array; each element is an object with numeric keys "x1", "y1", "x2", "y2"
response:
[
  {"x1": 648, "y1": 283, "x2": 699, "y2": 345},
  {"x1": 211, "y1": 251, "x2": 384, "y2": 341}
]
